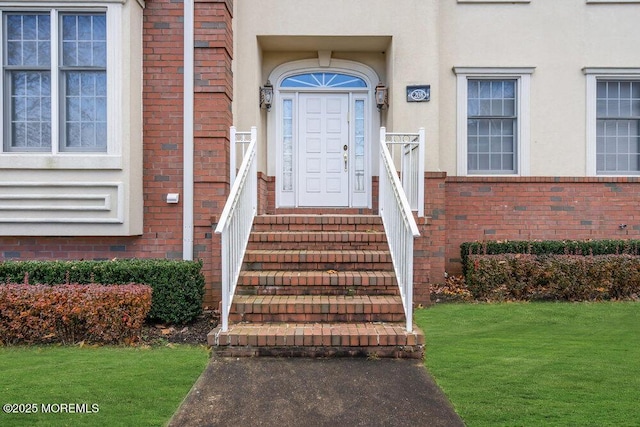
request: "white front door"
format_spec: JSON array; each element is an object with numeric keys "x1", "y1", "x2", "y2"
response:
[{"x1": 298, "y1": 93, "x2": 350, "y2": 206}]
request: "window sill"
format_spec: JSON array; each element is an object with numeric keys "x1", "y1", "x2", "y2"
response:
[{"x1": 0, "y1": 154, "x2": 122, "y2": 170}]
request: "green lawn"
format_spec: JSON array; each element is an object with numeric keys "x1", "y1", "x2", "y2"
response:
[
  {"x1": 415, "y1": 302, "x2": 640, "y2": 427},
  {"x1": 0, "y1": 345, "x2": 209, "y2": 427}
]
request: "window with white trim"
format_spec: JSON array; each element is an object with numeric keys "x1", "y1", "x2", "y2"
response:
[
  {"x1": 3, "y1": 10, "x2": 107, "y2": 153},
  {"x1": 585, "y1": 69, "x2": 640, "y2": 176},
  {"x1": 596, "y1": 81, "x2": 640, "y2": 174},
  {"x1": 454, "y1": 67, "x2": 534, "y2": 176},
  {"x1": 0, "y1": 1, "x2": 144, "y2": 236}
]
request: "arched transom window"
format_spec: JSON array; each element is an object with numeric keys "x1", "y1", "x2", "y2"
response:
[{"x1": 281, "y1": 72, "x2": 367, "y2": 88}]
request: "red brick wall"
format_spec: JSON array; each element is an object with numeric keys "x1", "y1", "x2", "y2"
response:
[
  {"x1": 0, "y1": 0, "x2": 234, "y2": 310},
  {"x1": 444, "y1": 176, "x2": 640, "y2": 276}
]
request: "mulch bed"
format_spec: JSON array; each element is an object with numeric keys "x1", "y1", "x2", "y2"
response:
[{"x1": 140, "y1": 310, "x2": 219, "y2": 345}]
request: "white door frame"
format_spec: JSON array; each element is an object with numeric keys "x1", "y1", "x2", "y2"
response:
[{"x1": 267, "y1": 59, "x2": 381, "y2": 208}]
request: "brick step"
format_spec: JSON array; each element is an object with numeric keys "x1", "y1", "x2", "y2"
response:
[
  {"x1": 268, "y1": 208, "x2": 377, "y2": 216},
  {"x1": 237, "y1": 270, "x2": 398, "y2": 294},
  {"x1": 252, "y1": 215, "x2": 383, "y2": 232},
  {"x1": 236, "y1": 285, "x2": 399, "y2": 297},
  {"x1": 228, "y1": 295, "x2": 405, "y2": 323},
  {"x1": 208, "y1": 322, "x2": 425, "y2": 358},
  {"x1": 247, "y1": 231, "x2": 389, "y2": 251},
  {"x1": 243, "y1": 250, "x2": 393, "y2": 271}
]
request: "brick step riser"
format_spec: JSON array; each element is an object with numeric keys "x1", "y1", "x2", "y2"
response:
[
  {"x1": 236, "y1": 286, "x2": 399, "y2": 296},
  {"x1": 238, "y1": 275, "x2": 397, "y2": 288},
  {"x1": 267, "y1": 209, "x2": 378, "y2": 215},
  {"x1": 212, "y1": 347, "x2": 422, "y2": 359},
  {"x1": 210, "y1": 326, "x2": 423, "y2": 349},
  {"x1": 252, "y1": 224, "x2": 384, "y2": 232},
  {"x1": 243, "y1": 262, "x2": 394, "y2": 271},
  {"x1": 228, "y1": 313, "x2": 405, "y2": 323},
  {"x1": 247, "y1": 243, "x2": 391, "y2": 251}
]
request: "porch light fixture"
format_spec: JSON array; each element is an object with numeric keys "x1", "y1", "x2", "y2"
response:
[
  {"x1": 375, "y1": 82, "x2": 388, "y2": 111},
  {"x1": 259, "y1": 80, "x2": 274, "y2": 111}
]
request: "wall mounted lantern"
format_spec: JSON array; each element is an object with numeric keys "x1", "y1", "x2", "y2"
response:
[
  {"x1": 375, "y1": 82, "x2": 388, "y2": 111},
  {"x1": 259, "y1": 80, "x2": 274, "y2": 111}
]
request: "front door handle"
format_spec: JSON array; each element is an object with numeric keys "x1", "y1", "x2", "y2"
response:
[{"x1": 343, "y1": 145, "x2": 348, "y2": 171}]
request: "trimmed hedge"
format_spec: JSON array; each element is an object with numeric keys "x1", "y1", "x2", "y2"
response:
[
  {"x1": 465, "y1": 254, "x2": 640, "y2": 301},
  {"x1": 461, "y1": 239, "x2": 640, "y2": 277},
  {"x1": 0, "y1": 259, "x2": 205, "y2": 324},
  {"x1": 0, "y1": 284, "x2": 152, "y2": 345}
]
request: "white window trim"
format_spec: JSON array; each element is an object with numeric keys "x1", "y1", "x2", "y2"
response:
[
  {"x1": 0, "y1": 0, "x2": 143, "y2": 236},
  {"x1": 0, "y1": 1, "x2": 126, "y2": 170},
  {"x1": 454, "y1": 67, "x2": 534, "y2": 177},
  {"x1": 584, "y1": 67, "x2": 640, "y2": 176}
]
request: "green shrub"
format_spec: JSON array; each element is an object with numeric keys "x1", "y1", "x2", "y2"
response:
[
  {"x1": 0, "y1": 284, "x2": 152, "y2": 345},
  {"x1": 461, "y1": 239, "x2": 640, "y2": 278},
  {"x1": 465, "y1": 254, "x2": 640, "y2": 302},
  {"x1": 0, "y1": 259, "x2": 205, "y2": 324}
]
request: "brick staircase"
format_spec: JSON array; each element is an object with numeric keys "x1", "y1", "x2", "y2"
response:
[{"x1": 208, "y1": 213, "x2": 425, "y2": 358}]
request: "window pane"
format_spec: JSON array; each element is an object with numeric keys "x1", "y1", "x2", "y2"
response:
[
  {"x1": 281, "y1": 72, "x2": 366, "y2": 88},
  {"x1": 78, "y1": 41, "x2": 93, "y2": 65},
  {"x1": 78, "y1": 15, "x2": 93, "y2": 40},
  {"x1": 7, "y1": 15, "x2": 22, "y2": 39},
  {"x1": 479, "y1": 81, "x2": 490, "y2": 99},
  {"x1": 504, "y1": 100, "x2": 515, "y2": 116},
  {"x1": 282, "y1": 99, "x2": 293, "y2": 191},
  {"x1": 468, "y1": 80, "x2": 479, "y2": 98},
  {"x1": 354, "y1": 100, "x2": 366, "y2": 192},
  {"x1": 61, "y1": 14, "x2": 107, "y2": 67},
  {"x1": 478, "y1": 154, "x2": 490, "y2": 170},
  {"x1": 9, "y1": 71, "x2": 52, "y2": 150},
  {"x1": 503, "y1": 81, "x2": 515, "y2": 99},
  {"x1": 5, "y1": 14, "x2": 50, "y2": 67},
  {"x1": 63, "y1": 71, "x2": 107, "y2": 151},
  {"x1": 468, "y1": 118, "x2": 516, "y2": 173},
  {"x1": 63, "y1": 41, "x2": 78, "y2": 66},
  {"x1": 94, "y1": 42, "x2": 107, "y2": 67},
  {"x1": 59, "y1": 14, "x2": 107, "y2": 151}
]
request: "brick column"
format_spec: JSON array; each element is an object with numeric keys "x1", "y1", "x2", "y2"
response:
[
  {"x1": 413, "y1": 172, "x2": 447, "y2": 305},
  {"x1": 193, "y1": 0, "x2": 233, "y2": 308}
]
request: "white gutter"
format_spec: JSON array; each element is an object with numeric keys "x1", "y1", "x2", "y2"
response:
[{"x1": 183, "y1": 0, "x2": 194, "y2": 260}]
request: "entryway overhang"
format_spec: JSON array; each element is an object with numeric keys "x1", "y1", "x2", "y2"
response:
[{"x1": 257, "y1": 35, "x2": 392, "y2": 53}]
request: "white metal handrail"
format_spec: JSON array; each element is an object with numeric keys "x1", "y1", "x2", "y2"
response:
[
  {"x1": 379, "y1": 127, "x2": 420, "y2": 333},
  {"x1": 215, "y1": 126, "x2": 257, "y2": 332},
  {"x1": 229, "y1": 126, "x2": 255, "y2": 187},
  {"x1": 383, "y1": 128, "x2": 425, "y2": 217}
]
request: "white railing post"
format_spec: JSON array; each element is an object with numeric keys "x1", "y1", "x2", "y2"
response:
[
  {"x1": 379, "y1": 127, "x2": 420, "y2": 333},
  {"x1": 418, "y1": 127, "x2": 425, "y2": 218},
  {"x1": 250, "y1": 126, "x2": 258, "y2": 214},
  {"x1": 384, "y1": 129, "x2": 425, "y2": 217},
  {"x1": 379, "y1": 127, "x2": 387, "y2": 216},
  {"x1": 215, "y1": 127, "x2": 258, "y2": 332},
  {"x1": 230, "y1": 126, "x2": 237, "y2": 186}
]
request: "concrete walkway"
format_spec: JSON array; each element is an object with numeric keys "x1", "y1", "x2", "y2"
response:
[{"x1": 168, "y1": 357, "x2": 464, "y2": 427}]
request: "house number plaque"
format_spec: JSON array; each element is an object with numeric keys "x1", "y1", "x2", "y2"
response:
[{"x1": 406, "y1": 85, "x2": 430, "y2": 102}]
